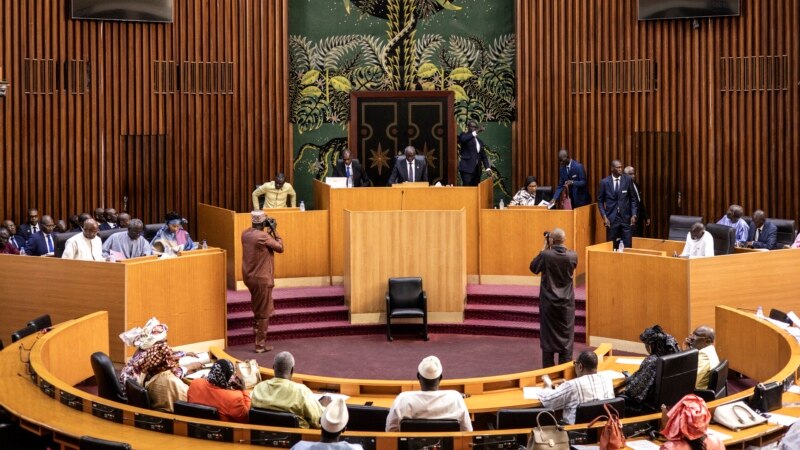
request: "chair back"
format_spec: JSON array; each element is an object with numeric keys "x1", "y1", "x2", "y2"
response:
[
  {"x1": 11, "y1": 324, "x2": 37, "y2": 343},
  {"x1": 173, "y1": 400, "x2": 219, "y2": 420},
  {"x1": 54, "y1": 231, "x2": 80, "y2": 258},
  {"x1": 27, "y1": 314, "x2": 52, "y2": 331},
  {"x1": 769, "y1": 308, "x2": 792, "y2": 324},
  {"x1": 144, "y1": 224, "x2": 163, "y2": 241},
  {"x1": 536, "y1": 186, "x2": 554, "y2": 203},
  {"x1": 573, "y1": 397, "x2": 625, "y2": 424},
  {"x1": 707, "y1": 359, "x2": 729, "y2": 399},
  {"x1": 79, "y1": 436, "x2": 132, "y2": 450},
  {"x1": 668, "y1": 215, "x2": 703, "y2": 241},
  {"x1": 97, "y1": 228, "x2": 125, "y2": 242},
  {"x1": 0, "y1": 338, "x2": 4, "y2": 351},
  {"x1": 650, "y1": 349, "x2": 699, "y2": 409},
  {"x1": 387, "y1": 277, "x2": 424, "y2": 310},
  {"x1": 249, "y1": 407, "x2": 300, "y2": 427},
  {"x1": 346, "y1": 405, "x2": 390, "y2": 431},
  {"x1": 90, "y1": 352, "x2": 127, "y2": 403},
  {"x1": 125, "y1": 378, "x2": 151, "y2": 410},
  {"x1": 400, "y1": 418, "x2": 460, "y2": 432},
  {"x1": 769, "y1": 218, "x2": 797, "y2": 247},
  {"x1": 496, "y1": 408, "x2": 557, "y2": 429},
  {"x1": 705, "y1": 223, "x2": 736, "y2": 255}
]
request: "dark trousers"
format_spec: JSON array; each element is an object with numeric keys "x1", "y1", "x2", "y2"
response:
[
  {"x1": 607, "y1": 218, "x2": 633, "y2": 249},
  {"x1": 460, "y1": 165, "x2": 482, "y2": 186},
  {"x1": 542, "y1": 349, "x2": 573, "y2": 368}
]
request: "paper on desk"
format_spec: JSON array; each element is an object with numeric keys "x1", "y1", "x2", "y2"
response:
[
  {"x1": 185, "y1": 369, "x2": 210, "y2": 380},
  {"x1": 788, "y1": 311, "x2": 800, "y2": 327},
  {"x1": 597, "y1": 370, "x2": 626, "y2": 380},
  {"x1": 625, "y1": 440, "x2": 661, "y2": 450},
  {"x1": 767, "y1": 413, "x2": 799, "y2": 427},
  {"x1": 523, "y1": 386, "x2": 549, "y2": 399},
  {"x1": 615, "y1": 357, "x2": 644, "y2": 366},
  {"x1": 787, "y1": 385, "x2": 800, "y2": 395},
  {"x1": 569, "y1": 445, "x2": 599, "y2": 450},
  {"x1": 766, "y1": 317, "x2": 791, "y2": 329},
  {"x1": 314, "y1": 393, "x2": 350, "y2": 402},
  {"x1": 179, "y1": 351, "x2": 211, "y2": 367},
  {"x1": 706, "y1": 428, "x2": 732, "y2": 441}
]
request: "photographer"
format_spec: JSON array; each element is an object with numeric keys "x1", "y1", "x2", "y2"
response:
[
  {"x1": 241, "y1": 211, "x2": 284, "y2": 353},
  {"x1": 530, "y1": 228, "x2": 578, "y2": 368}
]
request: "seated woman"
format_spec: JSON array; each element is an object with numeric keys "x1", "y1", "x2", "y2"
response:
[
  {"x1": 618, "y1": 324, "x2": 680, "y2": 413},
  {"x1": 187, "y1": 359, "x2": 251, "y2": 423},
  {"x1": 151, "y1": 211, "x2": 195, "y2": 255},
  {"x1": 509, "y1": 176, "x2": 547, "y2": 206},
  {"x1": 660, "y1": 394, "x2": 724, "y2": 450}
]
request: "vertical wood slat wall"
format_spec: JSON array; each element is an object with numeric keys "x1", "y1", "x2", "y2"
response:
[
  {"x1": 515, "y1": 0, "x2": 800, "y2": 236},
  {"x1": 0, "y1": 0, "x2": 290, "y2": 229}
]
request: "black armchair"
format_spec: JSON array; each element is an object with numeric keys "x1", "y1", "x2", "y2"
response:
[
  {"x1": 125, "y1": 378, "x2": 151, "y2": 410},
  {"x1": 536, "y1": 186, "x2": 554, "y2": 203},
  {"x1": 694, "y1": 359, "x2": 728, "y2": 402},
  {"x1": 495, "y1": 408, "x2": 557, "y2": 429},
  {"x1": 705, "y1": 223, "x2": 736, "y2": 255},
  {"x1": 769, "y1": 218, "x2": 797, "y2": 247},
  {"x1": 650, "y1": 349, "x2": 699, "y2": 410},
  {"x1": 144, "y1": 224, "x2": 163, "y2": 241},
  {"x1": 400, "y1": 418, "x2": 460, "y2": 432},
  {"x1": 79, "y1": 436, "x2": 132, "y2": 450},
  {"x1": 11, "y1": 324, "x2": 37, "y2": 343},
  {"x1": 249, "y1": 407, "x2": 301, "y2": 427},
  {"x1": 27, "y1": 314, "x2": 52, "y2": 331},
  {"x1": 769, "y1": 308, "x2": 792, "y2": 324},
  {"x1": 173, "y1": 400, "x2": 219, "y2": 420},
  {"x1": 668, "y1": 215, "x2": 704, "y2": 241},
  {"x1": 386, "y1": 277, "x2": 428, "y2": 341},
  {"x1": 573, "y1": 397, "x2": 625, "y2": 424},
  {"x1": 346, "y1": 405, "x2": 390, "y2": 431},
  {"x1": 90, "y1": 352, "x2": 127, "y2": 404}
]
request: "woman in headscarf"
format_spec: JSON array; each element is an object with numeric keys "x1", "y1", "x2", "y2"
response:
[
  {"x1": 660, "y1": 394, "x2": 725, "y2": 449},
  {"x1": 509, "y1": 176, "x2": 543, "y2": 206},
  {"x1": 150, "y1": 211, "x2": 194, "y2": 255},
  {"x1": 187, "y1": 359, "x2": 251, "y2": 423},
  {"x1": 619, "y1": 324, "x2": 681, "y2": 410}
]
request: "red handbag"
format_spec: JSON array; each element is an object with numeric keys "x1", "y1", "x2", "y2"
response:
[
  {"x1": 560, "y1": 186, "x2": 573, "y2": 210},
  {"x1": 587, "y1": 403, "x2": 626, "y2": 450}
]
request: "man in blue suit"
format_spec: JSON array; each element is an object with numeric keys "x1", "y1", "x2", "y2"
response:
[
  {"x1": 387, "y1": 146, "x2": 428, "y2": 185},
  {"x1": 597, "y1": 160, "x2": 639, "y2": 249},
  {"x1": 17, "y1": 208, "x2": 41, "y2": 242},
  {"x1": 25, "y1": 215, "x2": 58, "y2": 256},
  {"x1": 745, "y1": 210, "x2": 778, "y2": 250},
  {"x1": 2, "y1": 220, "x2": 28, "y2": 252},
  {"x1": 552, "y1": 149, "x2": 591, "y2": 208},
  {"x1": 457, "y1": 120, "x2": 492, "y2": 186}
]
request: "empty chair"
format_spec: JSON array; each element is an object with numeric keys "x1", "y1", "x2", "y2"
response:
[
  {"x1": 769, "y1": 308, "x2": 792, "y2": 325},
  {"x1": 11, "y1": 324, "x2": 37, "y2": 343},
  {"x1": 144, "y1": 223, "x2": 163, "y2": 241},
  {"x1": 386, "y1": 277, "x2": 428, "y2": 341},
  {"x1": 346, "y1": 404, "x2": 390, "y2": 431},
  {"x1": 705, "y1": 223, "x2": 736, "y2": 255},
  {"x1": 79, "y1": 436, "x2": 132, "y2": 450},
  {"x1": 573, "y1": 397, "x2": 625, "y2": 424},
  {"x1": 769, "y1": 218, "x2": 797, "y2": 247},
  {"x1": 496, "y1": 408, "x2": 557, "y2": 429},
  {"x1": 694, "y1": 359, "x2": 729, "y2": 402},
  {"x1": 125, "y1": 378, "x2": 151, "y2": 410},
  {"x1": 90, "y1": 352, "x2": 127, "y2": 403},
  {"x1": 173, "y1": 400, "x2": 219, "y2": 420},
  {"x1": 27, "y1": 314, "x2": 52, "y2": 331},
  {"x1": 249, "y1": 407, "x2": 300, "y2": 427},
  {"x1": 668, "y1": 215, "x2": 704, "y2": 241},
  {"x1": 400, "y1": 418, "x2": 460, "y2": 432},
  {"x1": 645, "y1": 349, "x2": 699, "y2": 412}
]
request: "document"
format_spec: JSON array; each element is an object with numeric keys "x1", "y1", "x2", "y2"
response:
[
  {"x1": 705, "y1": 428, "x2": 732, "y2": 441},
  {"x1": 570, "y1": 446, "x2": 599, "y2": 450},
  {"x1": 179, "y1": 352, "x2": 212, "y2": 368},
  {"x1": 523, "y1": 386, "x2": 549, "y2": 399},
  {"x1": 314, "y1": 392, "x2": 350, "y2": 402},
  {"x1": 597, "y1": 370, "x2": 626, "y2": 380},
  {"x1": 185, "y1": 369, "x2": 210, "y2": 380},
  {"x1": 615, "y1": 357, "x2": 644, "y2": 366},
  {"x1": 766, "y1": 412, "x2": 799, "y2": 427},
  {"x1": 766, "y1": 317, "x2": 791, "y2": 329},
  {"x1": 625, "y1": 441, "x2": 661, "y2": 450}
]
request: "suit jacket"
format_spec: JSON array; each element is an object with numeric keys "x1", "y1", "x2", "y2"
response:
[
  {"x1": 18, "y1": 223, "x2": 40, "y2": 242},
  {"x1": 332, "y1": 159, "x2": 369, "y2": 187},
  {"x1": 99, "y1": 222, "x2": 118, "y2": 231},
  {"x1": 747, "y1": 220, "x2": 778, "y2": 250},
  {"x1": 388, "y1": 156, "x2": 428, "y2": 185},
  {"x1": 8, "y1": 234, "x2": 27, "y2": 251},
  {"x1": 457, "y1": 132, "x2": 491, "y2": 173},
  {"x1": 597, "y1": 174, "x2": 639, "y2": 223},
  {"x1": 25, "y1": 231, "x2": 56, "y2": 256},
  {"x1": 553, "y1": 160, "x2": 591, "y2": 208},
  {"x1": 631, "y1": 181, "x2": 649, "y2": 224}
]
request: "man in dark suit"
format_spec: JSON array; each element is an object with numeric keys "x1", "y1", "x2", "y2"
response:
[
  {"x1": 387, "y1": 146, "x2": 428, "y2": 185},
  {"x1": 745, "y1": 210, "x2": 778, "y2": 250},
  {"x1": 597, "y1": 160, "x2": 639, "y2": 249},
  {"x1": 25, "y1": 215, "x2": 58, "y2": 256},
  {"x1": 457, "y1": 120, "x2": 492, "y2": 186},
  {"x1": 99, "y1": 208, "x2": 119, "y2": 230},
  {"x1": 552, "y1": 149, "x2": 591, "y2": 208},
  {"x1": 17, "y1": 208, "x2": 41, "y2": 242},
  {"x1": 624, "y1": 166, "x2": 650, "y2": 237},
  {"x1": 2, "y1": 220, "x2": 27, "y2": 251},
  {"x1": 332, "y1": 150, "x2": 369, "y2": 187}
]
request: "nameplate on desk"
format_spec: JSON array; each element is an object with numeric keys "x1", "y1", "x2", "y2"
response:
[
  {"x1": 186, "y1": 422, "x2": 234, "y2": 442},
  {"x1": 59, "y1": 390, "x2": 83, "y2": 411},
  {"x1": 472, "y1": 434, "x2": 519, "y2": 450},
  {"x1": 250, "y1": 430, "x2": 301, "y2": 448},
  {"x1": 343, "y1": 436, "x2": 376, "y2": 450},
  {"x1": 134, "y1": 413, "x2": 174, "y2": 434},
  {"x1": 39, "y1": 379, "x2": 55, "y2": 398},
  {"x1": 398, "y1": 436, "x2": 454, "y2": 450},
  {"x1": 91, "y1": 402, "x2": 123, "y2": 423}
]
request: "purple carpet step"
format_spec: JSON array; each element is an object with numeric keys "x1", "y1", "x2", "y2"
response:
[
  {"x1": 227, "y1": 321, "x2": 386, "y2": 346},
  {"x1": 441, "y1": 319, "x2": 586, "y2": 342},
  {"x1": 227, "y1": 290, "x2": 345, "y2": 314},
  {"x1": 464, "y1": 304, "x2": 586, "y2": 326},
  {"x1": 466, "y1": 284, "x2": 586, "y2": 307},
  {"x1": 227, "y1": 306, "x2": 350, "y2": 328}
]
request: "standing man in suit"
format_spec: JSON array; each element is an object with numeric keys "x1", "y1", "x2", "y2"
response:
[
  {"x1": 17, "y1": 208, "x2": 41, "y2": 242},
  {"x1": 25, "y1": 215, "x2": 57, "y2": 256},
  {"x1": 333, "y1": 150, "x2": 369, "y2": 187},
  {"x1": 457, "y1": 120, "x2": 492, "y2": 186},
  {"x1": 597, "y1": 160, "x2": 639, "y2": 249},
  {"x1": 552, "y1": 150, "x2": 590, "y2": 209},
  {"x1": 387, "y1": 146, "x2": 428, "y2": 185},
  {"x1": 624, "y1": 166, "x2": 650, "y2": 237},
  {"x1": 2, "y1": 220, "x2": 27, "y2": 252},
  {"x1": 745, "y1": 210, "x2": 778, "y2": 250}
]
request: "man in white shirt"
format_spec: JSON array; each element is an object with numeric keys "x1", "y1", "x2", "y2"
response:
[
  {"x1": 537, "y1": 350, "x2": 615, "y2": 424},
  {"x1": 62, "y1": 218, "x2": 103, "y2": 261},
  {"x1": 291, "y1": 397, "x2": 363, "y2": 450},
  {"x1": 385, "y1": 355, "x2": 472, "y2": 432},
  {"x1": 679, "y1": 223, "x2": 715, "y2": 258},
  {"x1": 684, "y1": 326, "x2": 720, "y2": 390}
]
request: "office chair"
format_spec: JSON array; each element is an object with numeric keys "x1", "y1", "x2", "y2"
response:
[
  {"x1": 143, "y1": 224, "x2": 163, "y2": 242},
  {"x1": 495, "y1": 408, "x2": 557, "y2": 429},
  {"x1": 386, "y1": 277, "x2": 428, "y2": 341},
  {"x1": 11, "y1": 324, "x2": 37, "y2": 343},
  {"x1": 90, "y1": 352, "x2": 127, "y2": 404},
  {"x1": 694, "y1": 359, "x2": 729, "y2": 402},
  {"x1": 769, "y1": 308, "x2": 792, "y2": 325},
  {"x1": 173, "y1": 400, "x2": 219, "y2": 420},
  {"x1": 124, "y1": 378, "x2": 151, "y2": 410},
  {"x1": 573, "y1": 397, "x2": 625, "y2": 424},
  {"x1": 400, "y1": 418, "x2": 461, "y2": 432},
  {"x1": 536, "y1": 186, "x2": 554, "y2": 203},
  {"x1": 97, "y1": 228, "x2": 126, "y2": 242},
  {"x1": 769, "y1": 218, "x2": 797, "y2": 247},
  {"x1": 705, "y1": 223, "x2": 736, "y2": 255},
  {"x1": 668, "y1": 215, "x2": 704, "y2": 241},
  {"x1": 248, "y1": 407, "x2": 300, "y2": 427},
  {"x1": 346, "y1": 404, "x2": 391, "y2": 431},
  {"x1": 27, "y1": 314, "x2": 52, "y2": 331},
  {"x1": 79, "y1": 436, "x2": 132, "y2": 450},
  {"x1": 648, "y1": 349, "x2": 699, "y2": 411},
  {"x1": 53, "y1": 232, "x2": 80, "y2": 258}
]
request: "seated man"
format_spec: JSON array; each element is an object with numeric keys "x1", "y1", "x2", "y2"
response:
[
  {"x1": 62, "y1": 218, "x2": 103, "y2": 261},
  {"x1": 387, "y1": 146, "x2": 428, "y2": 186},
  {"x1": 250, "y1": 351, "x2": 326, "y2": 428},
  {"x1": 291, "y1": 397, "x2": 363, "y2": 450},
  {"x1": 333, "y1": 150, "x2": 369, "y2": 187},
  {"x1": 99, "y1": 208, "x2": 119, "y2": 230},
  {"x1": 252, "y1": 173, "x2": 297, "y2": 209},
  {"x1": 745, "y1": 210, "x2": 778, "y2": 250},
  {"x1": 679, "y1": 223, "x2": 714, "y2": 258},
  {"x1": 17, "y1": 208, "x2": 41, "y2": 242},
  {"x1": 537, "y1": 350, "x2": 615, "y2": 424},
  {"x1": 684, "y1": 326, "x2": 719, "y2": 390},
  {"x1": 102, "y1": 219, "x2": 152, "y2": 260},
  {"x1": 1, "y1": 220, "x2": 26, "y2": 252},
  {"x1": 0, "y1": 228, "x2": 20, "y2": 255},
  {"x1": 93, "y1": 207, "x2": 108, "y2": 227},
  {"x1": 716, "y1": 204, "x2": 749, "y2": 246},
  {"x1": 385, "y1": 355, "x2": 472, "y2": 431},
  {"x1": 25, "y1": 215, "x2": 57, "y2": 256},
  {"x1": 117, "y1": 212, "x2": 131, "y2": 229}
]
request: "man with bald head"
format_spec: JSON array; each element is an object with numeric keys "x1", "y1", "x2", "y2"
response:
[
  {"x1": 0, "y1": 228, "x2": 20, "y2": 255},
  {"x1": 102, "y1": 219, "x2": 152, "y2": 260},
  {"x1": 252, "y1": 173, "x2": 297, "y2": 209},
  {"x1": 553, "y1": 149, "x2": 590, "y2": 209},
  {"x1": 62, "y1": 218, "x2": 103, "y2": 261},
  {"x1": 388, "y1": 146, "x2": 428, "y2": 185},
  {"x1": 530, "y1": 228, "x2": 579, "y2": 367},
  {"x1": 717, "y1": 204, "x2": 749, "y2": 246},
  {"x1": 333, "y1": 150, "x2": 369, "y2": 187},
  {"x1": 2, "y1": 220, "x2": 27, "y2": 252},
  {"x1": 598, "y1": 159, "x2": 639, "y2": 249},
  {"x1": 679, "y1": 223, "x2": 714, "y2": 258},
  {"x1": 93, "y1": 207, "x2": 107, "y2": 227},
  {"x1": 117, "y1": 213, "x2": 131, "y2": 229},
  {"x1": 684, "y1": 326, "x2": 720, "y2": 389},
  {"x1": 100, "y1": 208, "x2": 119, "y2": 230},
  {"x1": 745, "y1": 210, "x2": 778, "y2": 250},
  {"x1": 25, "y1": 215, "x2": 57, "y2": 256}
]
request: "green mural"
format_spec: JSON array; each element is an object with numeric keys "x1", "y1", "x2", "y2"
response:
[{"x1": 289, "y1": 0, "x2": 516, "y2": 207}]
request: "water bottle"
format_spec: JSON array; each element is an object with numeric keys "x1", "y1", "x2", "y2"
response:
[
  {"x1": 499, "y1": 199, "x2": 505, "y2": 209},
  {"x1": 299, "y1": 201, "x2": 306, "y2": 212},
  {"x1": 618, "y1": 241, "x2": 625, "y2": 253},
  {"x1": 756, "y1": 306, "x2": 764, "y2": 318},
  {"x1": 201, "y1": 240, "x2": 208, "y2": 250}
]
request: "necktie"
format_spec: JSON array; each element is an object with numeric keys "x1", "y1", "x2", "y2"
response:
[
  {"x1": 346, "y1": 166, "x2": 351, "y2": 178},
  {"x1": 407, "y1": 162, "x2": 413, "y2": 181},
  {"x1": 614, "y1": 178, "x2": 619, "y2": 193},
  {"x1": 46, "y1": 234, "x2": 54, "y2": 253},
  {"x1": 11, "y1": 238, "x2": 18, "y2": 249},
  {"x1": 33, "y1": 224, "x2": 38, "y2": 233},
  {"x1": 755, "y1": 228, "x2": 761, "y2": 241}
]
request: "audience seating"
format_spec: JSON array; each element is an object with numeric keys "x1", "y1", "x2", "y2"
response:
[
  {"x1": 705, "y1": 223, "x2": 736, "y2": 255},
  {"x1": 668, "y1": 215, "x2": 704, "y2": 241},
  {"x1": 248, "y1": 407, "x2": 300, "y2": 427},
  {"x1": 694, "y1": 359, "x2": 729, "y2": 402},
  {"x1": 27, "y1": 314, "x2": 52, "y2": 331},
  {"x1": 124, "y1": 378, "x2": 151, "y2": 410},
  {"x1": 345, "y1": 404, "x2": 391, "y2": 431},
  {"x1": 173, "y1": 401, "x2": 219, "y2": 420},
  {"x1": 536, "y1": 186, "x2": 554, "y2": 203},
  {"x1": 573, "y1": 397, "x2": 625, "y2": 424},
  {"x1": 79, "y1": 436, "x2": 132, "y2": 450},
  {"x1": 400, "y1": 418, "x2": 461, "y2": 432},
  {"x1": 770, "y1": 218, "x2": 797, "y2": 247},
  {"x1": 97, "y1": 228, "x2": 126, "y2": 241},
  {"x1": 495, "y1": 408, "x2": 557, "y2": 429},
  {"x1": 144, "y1": 224, "x2": 163, "y2": 242},
  {"x1": 386, "y1": 277, "x2": 428, "y2": 341},
  {"x1": 54, "y1": 231, "x2": 80, "y2": 258},
  {"x1": 90, "y1": 352, "x2": 127, "y2": 404},
  {"x1": 646, "y1": 349, "x2": 699, "y2": 411},
  {"x1": 0, "y1": 338, "x2": 4, "y2": 351},
  {"x1": 11, "y1": 325, "x2": 37, "y2": 343},
  {"x1": 769, "y1": 309, "x2": 792, "y2": 325}
]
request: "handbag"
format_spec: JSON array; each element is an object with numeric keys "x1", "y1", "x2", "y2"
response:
[
  {"x1": 527, "y1": 411, "x2": 570, "y2": 450},
  {"x1": 587, "y1": 403, "x2": 626, "y2": 450},
  {"x1": 749, "y1": 381, "x2": 783, "y2": 412},
  {"x1": 712, "y1": 401, "x2": 767, "y2": 431},
  {"x1": 559, "y1": 186, "x2": 573, "y2": 210},
  {"x1": 235, "y1": 359, "x2": 262, "y2": 389}
]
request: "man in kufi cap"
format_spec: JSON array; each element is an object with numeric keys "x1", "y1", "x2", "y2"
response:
[{"x1": 290, "y1": 397, "x2": 364, "y2": 450}]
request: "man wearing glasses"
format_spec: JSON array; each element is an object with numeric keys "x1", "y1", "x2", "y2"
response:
[{"x1": 537, "y1": 351, "x2": 615, "y2": 424}]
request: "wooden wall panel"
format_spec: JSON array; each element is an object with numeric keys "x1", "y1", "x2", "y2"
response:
[
  {"x1": 0, "y1": 0, "x2": 290, "y2": 230},
  {"x1": 516, "y1": 0, "x2": 800, "y2": 237}
]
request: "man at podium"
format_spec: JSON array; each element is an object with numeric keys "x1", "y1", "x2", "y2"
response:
[
  {"x1": 387, "y1": 146, "x2": 428, "y2": 185},
  {"x1": 333, "y1": 150, "x2": 369, "y2": 187}
]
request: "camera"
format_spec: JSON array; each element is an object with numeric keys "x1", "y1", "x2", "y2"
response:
[
  {"x1": 266, "y1": 217, "x2": 277, "y2": 230},
  {"x1": 543, "y1": 231, "x2": 550, "y2": 238}
]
